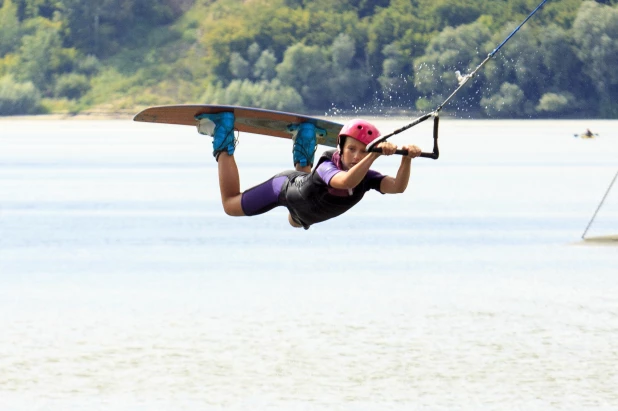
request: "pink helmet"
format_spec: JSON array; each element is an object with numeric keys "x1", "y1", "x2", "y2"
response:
[{"x1": 338, "y1": 119, "x2": 381, "y2": 148}]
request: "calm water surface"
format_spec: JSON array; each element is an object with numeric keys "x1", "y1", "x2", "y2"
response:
[{"x1": 1, "y1": 118, "x2": 617, "y2": 410}]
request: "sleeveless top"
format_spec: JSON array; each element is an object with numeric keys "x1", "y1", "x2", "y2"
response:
[{"x1": 279, "y1": 150, "x2": 385, "y2": 229}]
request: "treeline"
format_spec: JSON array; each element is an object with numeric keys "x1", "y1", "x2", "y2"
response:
[{"x1": 1, "y1": 0, "x2": 617, "y2": 117}]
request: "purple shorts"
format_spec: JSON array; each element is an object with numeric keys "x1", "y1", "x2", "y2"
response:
[{"x1": 240, "y1": 170, "x2": 304, "y2": 216}]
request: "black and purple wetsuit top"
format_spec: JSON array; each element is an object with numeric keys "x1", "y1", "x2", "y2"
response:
[{"x1": 240, "y1": 150, "x2": 385, "y2": 229}]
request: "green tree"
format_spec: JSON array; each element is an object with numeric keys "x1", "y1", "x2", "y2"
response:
[
  {"x1": 532, "y1": 24, "x2": 593, "y2": 115},
  {"x1": 200, "y1": 79, "x2": 304, "y2": 112},
  {"x1": 255, "y1": 79, "x2": 304, "y2": 112},
  {"x1": 54, "y1": 72, "x2": 91, "y2": 99},
  {"x1": 486, "y1": 24, "x2": 551, "y2": 104},
  {"x1": 327, "y1": 68, "x2": 371, "y2": 108},
  {"x1": 331, "y1": 33, "x2": 355, "y2": 70},
  {"x1": 14, "y1": 0, "x2": 57, "y2": 20},
  {"x1": 366, "y1": 0, "x2": 417, "y2": 74},
  {"x1": 480, "y1": 82, "x2": 526, "y2": 117},
  {"x1": 247, "y1": 42, "x2": 261, "y2": 65},
  {"x1": 57, "y1": 0, "x2": 179, "y2": 57},
  {"x1": 378, "y1": 42, "x2": 416, "y2": 104},
  {"x1": 536, "y1": 92, "x2": 576, "y2": 115},
  {"x1": 328, "y1": 34, "x2": 371, "y2": 107},
  {"x1": 57, "y1": 0, "x2": 104, "y2": 55},
  {"x1": 534, "y1": 0, "x2": 583, "y2": 28},
  {"x1": 253, "y1": 49, "x2": 278, "y2": 81},
  {"x1": 481, "y1": 20, "x2": 584, "y2": 116},
  {"x1": 284, "y1": 0, "x2": 390, "y2": 17},
  {"x1": 15, "y1": 21, "x2": 70, "y2": 93},
  {"x1": 572, "y1": 1, "x2": 618, "y2": 116},
  {"x1": 76, "y1": 54, "x2": 101, "y2": 76},
  {"x1": 350, "y1": 0, "x2": 390, "y2": 18},
  {"x1": 276, "y1": 43, "x2": 330, "y2": 109},
  {"x1": 414, "y1": 20, "x2": 492, "y2": 111},
  {"x1": 0, "y1": 74, "x2": 41, "y2": 115},
  {"x1": 428, "y1": 0, "x2": 483, "y2": 28},
  {"x1": 0, "y1": 0, "x2": 20, "y2": 56},
  {"x1": 229, "y1": 52, "x2": 250, "y2": 79},
  {"x1": 538, "y1": 25, "x2": 586, "y2": 92}
]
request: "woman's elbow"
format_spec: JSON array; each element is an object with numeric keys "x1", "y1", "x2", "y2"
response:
[{"x1": 393, "y1": 183, "x2": 408, "y2": 194}]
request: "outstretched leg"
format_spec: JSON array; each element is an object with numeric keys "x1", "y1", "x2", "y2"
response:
[
  {"x1": 217, "y1": 152, "x2": 245, "y2": 216},
  {"x1": 196, "y1": 112, "x2": 244, "y2": 216}
]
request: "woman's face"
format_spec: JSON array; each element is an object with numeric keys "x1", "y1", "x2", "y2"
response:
[{"x1": 341, "y1": 137, "x2": 368, "y2": 170}]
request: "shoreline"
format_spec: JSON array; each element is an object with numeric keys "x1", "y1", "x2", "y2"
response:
[{"x1": 0, "y1": 113, "x2": 135, "y2": 121}]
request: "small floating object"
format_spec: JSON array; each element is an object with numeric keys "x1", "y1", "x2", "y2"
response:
[{"x1": 574, "y1": 129, "x2": 599, "y2": 139}]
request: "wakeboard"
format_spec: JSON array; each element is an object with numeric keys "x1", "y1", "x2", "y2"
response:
[{"x1": 133, "y1": 104, "x2": 343, "y2": 148}]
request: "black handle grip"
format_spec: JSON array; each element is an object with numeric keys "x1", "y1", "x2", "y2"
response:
[
  {"x1": 367, "y1": 147, "x2": 437, "y2": 158},
  {"x1": 367, "y1": 147, "x2": 410, "y2": 156}
]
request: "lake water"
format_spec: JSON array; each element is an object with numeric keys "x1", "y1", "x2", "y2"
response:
[{"x1": 1, "y1": 117, "x2": 617, "y2": 410}]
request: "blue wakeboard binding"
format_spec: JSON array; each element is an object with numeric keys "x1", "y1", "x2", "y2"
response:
[
  {"x1": 288, "y1": 122, "x2": 319, "y2": 168},
  {"x1": 196, "y1": 112, "x2": 237, "y2": 160}
]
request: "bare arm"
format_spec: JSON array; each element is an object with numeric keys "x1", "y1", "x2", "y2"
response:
[
  {"x1": 329, "y1": 152, "x2": 381, "y2": 190},
  {"x1": 380, "y1": 144, "x2": 421, "y2": 194},
  {"x1": 329, "y1": 142, "x2": 421, "y2": 191}
]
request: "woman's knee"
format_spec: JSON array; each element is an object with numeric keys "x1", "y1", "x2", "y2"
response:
[{"x1": 288, "y1": 213, "x2": 303, "y2": 228}]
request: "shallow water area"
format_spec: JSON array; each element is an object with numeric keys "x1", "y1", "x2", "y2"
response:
[{"x1": 1, "y1": 117, "x2": 617, "y2": 411}]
